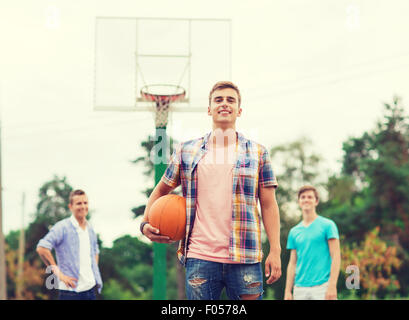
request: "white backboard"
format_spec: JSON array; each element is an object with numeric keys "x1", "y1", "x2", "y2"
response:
[{"x1": 94, "y1": 17, "x2": 232, "y2": 112}]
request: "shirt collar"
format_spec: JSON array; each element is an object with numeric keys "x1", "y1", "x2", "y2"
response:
[
  {"x1": 70, "y1": 215, "x2": 88, "y2": 231},
  {"x1": 202, "y1": 131, "x2": 246, "y2": 149}
]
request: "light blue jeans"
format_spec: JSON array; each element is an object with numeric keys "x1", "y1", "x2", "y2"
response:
[
  {"x1": 293, "y1": 281, "x2": 329, "y2": 300},
  {"x1": 185, "y1": 258, "x2": 264, "y2": 300}
]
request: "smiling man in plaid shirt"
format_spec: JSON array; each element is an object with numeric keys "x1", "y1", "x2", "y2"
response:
[{"x1": 141, "y1": 81, "x2": 281, "y2": 300}]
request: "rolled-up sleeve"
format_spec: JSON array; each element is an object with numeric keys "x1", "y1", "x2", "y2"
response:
[
  {"x1": 161, "y1": 143, "x2": 181, "y2": 188},
  {"x1": 37, "y1": 223, "x2": 63, "y2": 251},
  {"x1": 259, "y1": 146, "x2": 278, "y2": 188}
]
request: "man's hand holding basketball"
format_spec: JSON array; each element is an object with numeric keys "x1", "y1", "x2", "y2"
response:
[{"x1": 143, "y1": 223, "x2": 175, "y2": 244}]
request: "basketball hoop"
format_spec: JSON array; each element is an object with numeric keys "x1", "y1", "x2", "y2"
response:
[{"x1": 140, "y1": 84, "x2": 186, "y2": 128}]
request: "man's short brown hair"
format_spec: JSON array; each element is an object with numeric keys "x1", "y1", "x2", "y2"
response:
[
  {"x1": 69, "y1": 189, "x2": 86, "y2": 204},
  {"x1": 209, "y1": 81, "x2": 241, "y2": 106},
  {"x1": 297, "y1": 185, "x2": 319, "y2": 201}
]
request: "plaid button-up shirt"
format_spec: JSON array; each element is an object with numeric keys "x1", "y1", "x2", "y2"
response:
[{"x1": 162, "y1": 132, "x2": 278, "y2": 265}]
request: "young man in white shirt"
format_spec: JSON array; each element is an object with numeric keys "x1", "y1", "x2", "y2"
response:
[{"x1": 37, "y1": 189, "x2": 103, "y2": 300}]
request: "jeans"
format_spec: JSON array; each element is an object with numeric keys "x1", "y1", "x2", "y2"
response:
[
  {"x1": 185, "y1": 258, "x2": 263, "y2": 300},
  {"x1": 58, "y1": 286, "x2": 97, "y2": 300}
]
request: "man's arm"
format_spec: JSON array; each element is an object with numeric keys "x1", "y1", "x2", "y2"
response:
[
  {"x1": 36, "y1": 246, "x2": 78, "y2": 288},
  {"x1": 326, "y1": 238, "x2": 341, "y2": 300},
  {"x1": 259, "y1": 186, "x2": 281, "y2": 284},
  {"x1": 36, "y1": 246, "x2": 57, "y2": 267},
  {"x1": 284, "y1": 249, "x2": 297, "y2": 300},
  {"x1": 141, "y1": 180, "x2": 176, "y2": 244}
]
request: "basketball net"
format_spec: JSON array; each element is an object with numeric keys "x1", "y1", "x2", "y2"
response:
[
  {"x1": 153, "y1": 97, "x2": 171, "y2": 128},
  {"x1": 140, "y1": 84, "x2": 186, "y2": 129},
  {"x1": 137, "y1": 58, "x2": 189, "y2": 128}
]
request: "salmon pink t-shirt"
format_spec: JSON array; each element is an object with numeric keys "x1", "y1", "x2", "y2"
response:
[{"x1": 187, "y1": 140, "x2": 239, "y2": 263}]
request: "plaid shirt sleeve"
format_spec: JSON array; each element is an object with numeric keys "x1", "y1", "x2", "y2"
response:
[
  {"x1": 259, "y1": 146, "x2": 278, "y2": 188},
  {"x1": 161, "y1": 142, "x2": 182, "y2": 188}
]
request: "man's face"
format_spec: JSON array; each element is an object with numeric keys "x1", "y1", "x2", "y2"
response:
[
  {"x1": 69, "y1": 194, "x2": 89, "y2": 220},
  {"x1": 208, "y1": 88, "x2": 242, "y2": 126},
  {"x1": 298, "y1": 190, "x2": 319, "y2": 211}
]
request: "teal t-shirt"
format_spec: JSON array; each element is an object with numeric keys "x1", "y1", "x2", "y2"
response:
[{"x1": 287, "y1": 215, "x2": 339, "y2": 287}]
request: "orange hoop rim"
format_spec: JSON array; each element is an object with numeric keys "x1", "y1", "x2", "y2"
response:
[{"x1": 140, "y1": 84, "x2": 186, "y2": 103}]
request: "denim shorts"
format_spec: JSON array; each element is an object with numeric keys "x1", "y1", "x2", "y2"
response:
[{"x1": 185, "y1": 258, "x2": 264, "y2": 300}]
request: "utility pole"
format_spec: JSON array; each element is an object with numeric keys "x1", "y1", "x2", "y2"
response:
[
  {"x1": 0, "y1": 87, "x2": 7, "y2": 300},
  {"x1": 16, "y1": 192, "x2": 25, "y2": 299}
]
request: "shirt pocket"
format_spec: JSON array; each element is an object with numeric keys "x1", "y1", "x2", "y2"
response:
[
  {"x1": 239, "y1": 166, "x2": 258, "y2": 177},
  {"x1": 238, "y1": 159, "x2": 259, "y2": 177},
  {"x1": 237, "y1": 164, "x2": 259, "y2": 204}
]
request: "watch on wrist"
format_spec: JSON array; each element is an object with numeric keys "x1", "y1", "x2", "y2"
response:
[{"x1": 140, "y1": 221, "x2": 149, "y2": 235}]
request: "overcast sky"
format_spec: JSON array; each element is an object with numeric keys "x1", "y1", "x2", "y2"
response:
[{"x1": 1, "y1": 0, "x2": 408, "y2": 247}]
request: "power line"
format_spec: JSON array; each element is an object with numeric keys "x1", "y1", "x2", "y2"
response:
[
  {"x1": 265, "y1": 50, "x2": 409, "y2": 87},
  {"x1": 2, "y1": 112, "x2": 152, "y2": 131},
  {"x1": 246, "y1": 60, "x2": 409, "y2": 103},
  {"x1": 2, "y1": 115, "x2": 154, "y2": 140}
]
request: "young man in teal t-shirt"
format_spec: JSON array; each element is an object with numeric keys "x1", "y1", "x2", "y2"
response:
[{"x1": 284, "y1": 185, "x2": 340, "y2": 300}]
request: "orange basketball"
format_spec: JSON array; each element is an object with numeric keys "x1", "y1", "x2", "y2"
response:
[{"x1": 148, "y1": 194, "x2": 186, "y2": 241}]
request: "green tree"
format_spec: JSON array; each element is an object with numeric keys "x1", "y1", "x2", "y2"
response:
[
  {"x1": 342, "y1": 97, "x2": 408, "y2": 242},
  {"x1": 4, "y1": 176, "x2": 74, "y2": 299},
  {"x1": 270, "y1": 137, "x2": 323, "y2": 205},
  {"x1": 27, "y1": 176, "x2": 74, "y2": 299},
  {"x1": 5, "y1": 243, "x2": 45, "y2": 300},
  {"x1": 265, "y1": 137, "x2": 325, "y2": 300},
  {"x1": 324, "y1": 97, "x2": 409, "y2": 241},
  {"x1": 99, "y1": 235, "x2": 153, "y2": 299},
  {"x1": 341, "y1": 227, "x2": 401, "y2": 299},
  {"x1": 131, "y1": 135, "x2": 178, "y2": 217},
  {"x1": 131, "y1": 135, "x2": 184, "y2": 299},
  {"x1": 25, "y1": 176, "x2": 73, "y2": 265},
  {"x1": 323, "y1": 96, "x2": 409, "y2": 297}
]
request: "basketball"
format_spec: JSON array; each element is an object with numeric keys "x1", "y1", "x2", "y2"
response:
[{"x1": 148, "y1": 194, "x2": 186, "y2": 241}]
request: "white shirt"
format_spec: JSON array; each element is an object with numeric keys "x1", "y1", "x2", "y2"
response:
[{"x1": 58, "y1": 215, "x2": 96, "y2": 292}]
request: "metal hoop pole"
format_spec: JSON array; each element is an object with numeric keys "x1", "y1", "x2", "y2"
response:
[
  {"x1": 153, "y1": 121, "x2": 168, "y2": 300},
  {"x1": 141, "y1": 86, "x2": 184, "y2": 300}
]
